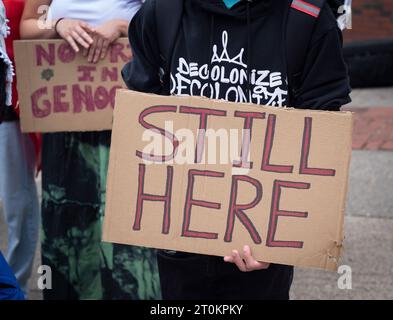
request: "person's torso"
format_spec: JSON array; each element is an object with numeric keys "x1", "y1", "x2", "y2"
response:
[
  {"x1": 49, "y1": 0, "x2": 141, "y2": 26},
  {"x1": 170, "y1": 0, "x2": 290, "y2": 107}
]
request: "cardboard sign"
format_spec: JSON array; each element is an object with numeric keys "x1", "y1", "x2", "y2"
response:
[
  {"x1": 103, "y1": 90, "x2": 353, "y2": 271},
  {"x1": 13, "y1": 38, "x2": 131, "y2": 133}
]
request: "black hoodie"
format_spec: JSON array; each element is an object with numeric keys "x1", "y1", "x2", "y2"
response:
[
  {"x1": 124, "y1": 0, "x2": 351, "y2": 111},
  {"x1": 122, "y1": 0, "x2": 351, "y2": 299}
]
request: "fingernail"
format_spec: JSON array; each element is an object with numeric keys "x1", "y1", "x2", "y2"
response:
[{"x1": 243, "y1": 245, "x2": 249, "y2": 253}]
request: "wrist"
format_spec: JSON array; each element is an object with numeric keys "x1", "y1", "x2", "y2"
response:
[
  {"x1": 112, "y1": 19, "x2": 128, "y2": 37},
  {"x1": 54, "y1": 18, "x2": 65, "y2": 36}
]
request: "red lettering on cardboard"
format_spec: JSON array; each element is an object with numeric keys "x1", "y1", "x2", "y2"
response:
[
  {"x1": 182, "y1": 170, "x2": 224, "y2": 239},
  {"x1": 72, "y1": 85, "x2": 94, "y2": 113},
  {"x1": 53, "y1": 85, "x2": 69, "y2": 113},
  {"x1": 266, "y1": 180, "x2": 310, "y2": 248},
  {"x1": 233, "y1": 111, "x2": 266, "y2": 169},
  {"x1": 101, "y1": 67, "x2": 119, "y2": 82},
  {"x1": 224, "y1": 175, "x2": 263, "y2": 244},
  {"x1": 134, "y1": 164, "x2": 174, "y2": 235},
  {"x1": 136, "y1": 106, "x2": 180, "y2": 162},
  {"x1": 78, "y1": 66, "x2": 96, "y2": 82},
  {"x1": 261, "y1": 114, "x2": 294, "y2": 174},
  {"x1": 300, "y1": 117, "x2": 336, "y2": 176},
  {"x1": 35, "y1": 44, "x2": 55, "y2": 66},
  {"x1": 179, "y1": 106, "x2": 227, "y2": 163},
  {"x1": 31, "y1": 87, "x2": 51, "y2": 118}
]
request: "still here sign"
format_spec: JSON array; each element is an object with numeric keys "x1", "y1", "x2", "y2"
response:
[
  {"x1": 103, "y1": 90, "x2": 353, "y2": 271},
  {"x1": 13, "y1": 38, "x2": 131, "y2": 133}
]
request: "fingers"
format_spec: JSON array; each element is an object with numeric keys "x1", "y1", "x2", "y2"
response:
[
  {"x1": 100, "y1": 40, "x2": 110, "y2": 60},
  {"x1": 88, "y1": 36, "x2": 104, "y2": 64},
  {"x1": 87, "y1": 37, "x2": 97, "y2": 63},
  {"x1": 65, "y1": 35, "x2": 80, "y2": 52},
  {"x1": 82, "y1": 47, "x2": 89, "y2": 57},
  {"x1": 58, "y1": 20, "x2": 95, "y2": 52},
  {"x1": 243, "y1": 245, "x2": 270, "y2": 270},
  {"x1": 92, "y1": 37, "x2": 104, "y2": 63},
  {"x1": 75, "y1": 25, "x2": 94, "y2": 46},
  {"x1": 230, "y1": 250, "x2": 247, "y2": 272},
  {"x1": 71, "y1": 30, "x2": 89, "y2": 49},
  {"x1": 80, "y1": 22, "x2": 96, "y2": 34},
  {"x1": 60, "y1": 21, "x2": 112, "y2": 62},
  {"x1": 224, "y1": 246, "x2": 270, "y2": 272},
  {"x1": 242, "y1": 245, "x2": 257, "y2": 270}
]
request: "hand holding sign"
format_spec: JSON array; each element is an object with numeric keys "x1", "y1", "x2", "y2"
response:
[
  {"x1": 13, "y1": 38, "x2": 131, "y2": 133},
  {"x1": 55, "y1": 19, "x2": 95, "y2": 52},
  {"x1": 103, "y1": 91, "x2": 353, "y2": 271},
  {"x1": 224, "y1": 245, "x2": 270, "y2": 272},
  {"x1": 86, "y1": 20, "x2": 125, "y2": 64}
]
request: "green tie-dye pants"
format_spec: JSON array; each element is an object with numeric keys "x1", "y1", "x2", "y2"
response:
[{"x1": 41, "y1": 131, "x2": 161, "y2": 300}]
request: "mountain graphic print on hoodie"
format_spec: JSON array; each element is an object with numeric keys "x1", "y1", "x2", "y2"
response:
[{"x1": 124, "y1": 0, "x2": 351, "y2": 110}]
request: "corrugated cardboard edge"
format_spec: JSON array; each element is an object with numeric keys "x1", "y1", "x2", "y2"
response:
[
  {"x1": 118, "y1": 90, "x2": 355, "y2": 117},
  {"x1": 13, "y1": 41, "x2": 30, "y2": 132},
  {"x1": 102, "y1": 90, "x2": 354, "y2": 271},
  {"x1": 102, "y1": 92, "x2": 123, "y2": 242},
  {"x1": 328, "y1": 111, "x2": 354, "y2": 271}
]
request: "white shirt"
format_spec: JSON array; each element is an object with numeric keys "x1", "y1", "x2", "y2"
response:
[{"x1": 49, "y1": 0, "x2": 143, "y2": 26}]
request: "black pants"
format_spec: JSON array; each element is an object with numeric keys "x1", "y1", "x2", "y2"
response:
[{"x1": 157, "y1": 251, "x2": 293, "y2": 300}]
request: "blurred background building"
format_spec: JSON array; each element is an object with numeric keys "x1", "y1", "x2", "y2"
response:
[
  {"x1": 344, "y1": 0, "x2": 393, "y2": 43},
  {"x1": 292, "y1": 0, "x2": 393, "y2": 300},
  {"x1": 343, "y1": 0, "x2": 393, "y2": 88}
]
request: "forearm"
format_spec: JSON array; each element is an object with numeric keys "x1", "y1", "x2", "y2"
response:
[
  {"x1": 122, "y1": 4, "x2": 162, "y2": 93},
  {"x1": 20, "y1": 18, "x2": 58, "y2": 39},
  {"x1": 113, "y1": 19, "x2": 130, "y2": 37},
  {"x1": 20, "y1": 0, "x2": 56, "y2": 39},
  {"x1": 295, "y1": 29, "x2": 351, "y2": 110}
]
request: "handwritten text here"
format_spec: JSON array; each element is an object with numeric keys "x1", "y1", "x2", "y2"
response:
[{"x1": 103, "y1": 90, "x2": 353, "y2": 271}]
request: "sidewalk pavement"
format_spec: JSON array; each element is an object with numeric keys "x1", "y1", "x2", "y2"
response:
[
  {"x1": 348, "y1": 88, "x2": 393, "y2": 109},
  {"x1": 1, "y1": 88, "x2": 392, "y2": 300},
  {"x1": 345, "y1": 107, "x2": 393, "y2": 151},
  {"x1": 291, "y1": 150, "x2": 393, "y2": 300},
  {"x1": 294, "y1": 88, "x2": 393, "y2": 299}
]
